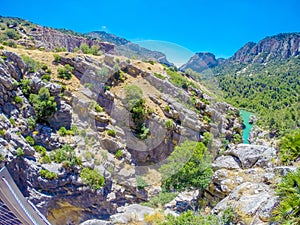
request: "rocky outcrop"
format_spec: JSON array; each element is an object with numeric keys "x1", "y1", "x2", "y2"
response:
[
  {"x1": 165, "y1": 190, "x2": 199, "y2": 213},
  {"x1": 28, "y1": 26, "x2": 115, "y2": 53},
  {"x1": 88, "y1": 31, "x2": 174, "y2": 66},
  {"x1": 180, "y1": 52, "x2": 219, "y2": 73},
  {"x1": 230, "y1": 33, "x2": 300, "y2": 63}
]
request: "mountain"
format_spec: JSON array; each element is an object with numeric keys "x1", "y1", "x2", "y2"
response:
[
  {"x1": 179, "y1": 52, "x2": 221, "y2": 72},
  {"x1": 87, "y1": 31, "x2": 174, "y2": 66},
  {"x1": 229, "y1": 33, "x2": 300, "y2": 63}
]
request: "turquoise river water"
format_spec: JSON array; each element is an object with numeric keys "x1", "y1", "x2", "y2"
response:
[{"x1": 240, "y1": 110, "x2": 253, "y2": 144}]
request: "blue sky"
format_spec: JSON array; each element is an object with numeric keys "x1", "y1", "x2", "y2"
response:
[{"x1": 1, "y1": 0, "x2": 299, "y2": 64}]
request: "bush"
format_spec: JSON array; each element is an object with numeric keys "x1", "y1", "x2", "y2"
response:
[
  {"x1": 26, "y1": 117, "x2": 36, "y2": 130},
  {"x1": 0, "y1": 153, "x2": 5, "y2": 162},
  {"x1": 272, "y1": 167, "x2": 300, "y2": 224},
  {"x1": 115, "y1": 149, "x2": 123, "y2": 159},
  {"x1": 29, "y1": 87, "x2": 57, "y2": 122},
  {"x1": 159, "y1": 140, "x2": 213, "y2": 191},
  {"x1": 163, "y1": 105, "x2": 170, "y2": 112},
  {"x1": 80, "y1": 167, "x2": 105, "y2": 190},
  {"x1": 57, "y1": 64, "x2": 73, "y2": 80},
  {"x1": 142, "y1": 192, "x2": 177, "y2": 208},
  {"x1": 21, "y1": 79, "x2": 31, "y2": 97},
  {"x1": 39, "y1": 169, "x2": 57, "y2": 180},
  {"x1": 55, "y1": 47, "x2": 67, "y2": 52},
  {"x1": 39, "y1": 154, "x2": 51, "y2": 164},
  {"x1": 21, "y1": 55, "x2": 41, "y2": 73},
  {"x1": 58, "y1": 127, "x2": 75, "y2": 136},
  {"x1": 137, "y1": 176, "x2": 147, "y2": 189},
  {"x1": 165, "y1": 119, "x2": 174, "y2": 129},
  {"x1": 25, "y1": 136, "x2": 35, "y2": 146},
  {"x1": 0, "y1": 129, "x2": 5, "y2": 136},
  {"x1": 5, "y1": 29, "x2": 20, "y2": 40},
  {"x1": 9, "y1": 118, "x2": 16, "y2": 126},
  {"x1": 14, "y1": 96, "x2": 23, "y2": 104},
  {"x1": 53, "y1": 54, "x2": 61, "y2": 62},
  {"x1": 34, "y1": 145, "x2": 47, "y2": 156},
  {"x1": 107, "y1": 129, "x2": 116, "y2": 137},
  {"x1": 16, "y1": 147, "x2": 24, "y2": 157},
  {"x1": 52, "y1": 144, "x2": 81, "y2": 168},
  {"x1": 154, "y1": 72, "x2": 165, "y2": 80},
  {"x1": 41, "y1": 74, "x2": 51, "y2": 82},
  {"x1": 94, "y1": 103, "x2": 103, "y2": 112},
  {"x1": 279, "y1": 129, "x2": 300, "y2": 164}
]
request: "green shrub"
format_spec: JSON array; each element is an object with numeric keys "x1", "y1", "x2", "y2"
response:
[
  {"x1": 80, "y1": 167, "x2": 105, "y2": 190},
  {"x1": 165, "y1": 119, "x2": 174, "y2": 129},
  {"x1": 52, "y1": 144, "x2": 81, "y2": 168},
  {"x1": 84, "y1": 151, "x2": 94, "y2": 161},
  {"x1": 16, "y1": 147, "x2": 24, "y2": 157},
  {"x1": 34, "y1": 145, "x2": 47, "y2": 156},
  {"x1": 107, "y1": 129, "x2": 116, "y2": 137},
  {"x1": 5, "y1": 29, "x2": 20, "y2": 40},
  {"x1": 57, "y1": 64, "x2": 73, "y2": 80},
  {"x1": 53, "y1": 54, "x2": 61, "y2": 62},
  {"x1": 29, "y1": 87, "x2": 57, "y2": 122},
  {"x1": 0, "y1": 129, "x2": 5, "y2": 136},
  {"x1": 115, "y1": 149, "x2": 123, "y2": 159},
  {"x1": 41, "y1": 74, "x2": 51, "y2": 82},
  {"x1": 272, "y1": 167, "x2": 300, "y2": 224},
  {"x1": 279, "y1": 129, "x2": 300, "y2": 164},
  {"x1": 39, "y1": 154, "x2": 51, "y2": 164},
  {"x1": 25, "y1": 136, "x2": 35, "y2": 146},
  {"x1": 21, "y1": 79, "x2": 31, "y2": 97},
  {"x1": 142, "y1": 192, "x2": 177, "y2": 208},
  {"x1": 26, "y1": 117, "x2": 36, "y2": 130},
  {"x1": 163, "y1": 105, "x2": 170, "y2": 112},
  {"x1": 9, "y1": 118, "x2": 16, "y2": 126},
  {"x1": 159, "y1": 140, "x2": 213, "y2": 191},
  {"x1": 0, "y1": 153, "x2": 5, "y2": 162},
  {"x1": 41, "y1": 64, "x2": 48, "y2": 70},
  {"x1": 55, "y1": 47, "x2": 67, "y2": 52},
  {"x1": 137, "y1": 176, "x2": 147, "y2": 189},
  {"x1": 95, "y1": 103, "x2": 103, "y2": 112},
  {"x1": 39, "y1": 169, "x2": 57, "y2": 180},
  {"x1": 154, "y1": 72, "x2": 165, "y2": 80},
  {"x1": 21, "y1": 55, "x2": 41, "y2": 73},
  {"x1": 58, "y1": 127, "x2": 74, "y2": 136},
  {"x1": 14, "y1": 96, "x2": 23, "y2": 104},
  {"x1": 203, "y1": 132, "x2": 213, "y2": 147}
]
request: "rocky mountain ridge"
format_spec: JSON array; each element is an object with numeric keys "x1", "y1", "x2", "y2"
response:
[{"x1": 181, "y1": 32, "x2": 300, "y2": 73}]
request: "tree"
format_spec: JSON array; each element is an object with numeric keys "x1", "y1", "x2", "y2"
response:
[
  {"x1": 160, "y1": 140, "x2": 213, "y2": 191},
  {"x1": 279, "y1": 129, "x2": 300, "y2": 164}
]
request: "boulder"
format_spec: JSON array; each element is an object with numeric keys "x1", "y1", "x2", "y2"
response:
[
  {"x1": 110, "y1": 204, "x2": 155, "y2": 224},
  {"x1": 225, "y1": 144, "x2": 276, "y2": 169},
  {"x1": 212, "y1": 155, "x2": 241, "y2": 170},
  {"x1": 80, "y1": 220, "x2": 113, "y2": 225},
  {"x1": 48, "y1": 101, "x2": 72, "y2": 130}
]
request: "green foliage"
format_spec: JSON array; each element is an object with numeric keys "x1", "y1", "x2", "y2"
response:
[
  {"x1": 53, "y1": 54, "x2": 61, "y2": 62},
  {"x1": 21, "y1": 55, "x2": 41, "y2": 73},
  {"x1": 233, "y1": 133, "x2": 242, "y2": 144},
  {"x1": 26, "y1": 116, "x2": 36, "y2": 130},
  {"x1": 80, "y1": 43, "x2": 90, "y2": 54},
  {"x1": 58, "y1": 126, "x2": 75, "y2": 136},
  {"x1": 0, "y1": 129, "x2": 5, "y2": 136},
  {"x1": 163, "y1": 105, "x2": 170, "y2": 112},
  {"x1": 29, "y1": 87, "x2": 57, "y2": 122},
  {"x1": 214, "y1": 58, "x2": 300, "y2": 134},
  {"x1": 14, "y1": 96, "x2": 23, "y2": 104},
  {"x1": 115, "y1": 149, "x2": 123, "y2": 159},
  {"x1": 272, "y1": 168, "x2": 300, "y2": 224},
  {"x1": 160, "y1": 140, "x2": 213, "y2": 191},
  {"x1": 154, "y1": 72, "x2": 165, "y2": 80},
  {"x1": 25, "y1": 136, "x2": 35, "y2": 146},
  {"x1": 125, "y1": 85, "x2": 150, "y2": 139},
  {"x1": 57, "y1": 64, "x2": 73, "y2": 80},
  {"x1": 80, "y1": 167, "x2": 105, "y2": 190},
  {"x1": 39, "y1": 154, "x2": 51, "y2": 164},
  {"x1": 0, "y1": 153, "x2": 5, "y2": 162},
  {"x1": 107, "y1": 129, "x2": 116, "y2": 137},
  {"x1": 137, "y1": 176, "x2": 147, "y2": 189},
  {"x1": 94, "y1": 103, "x2": 103, "y2": 112},
  {"x1": 142, "y1": 192, "x2": 177, "y2": 208},
  {"x1": 55, "y1": 47, "x2": 67, "y2": 52},
  {"x1": 16, "y1": 147, "x2": 24, "y2": 157},
  {"x1": 160, "y1": 210, "x2": 219, "y2": 225},
  {"x1": 52, "y1": 144, "x2": 81, "y2": 168},
  {"x1": 279, "y1": 129, "x2": 300, "y2": 165},
  {"x1": 165, "y1": 119, "x2": 174, "y2": 129},
  {"x1": 34, "y1": 145, "x2": 47, "y2": 156},
  {"x1": 21, "y1": 79, "x2": 31, "y2": 97},
  {"x1": 41, "y1": 74, "x2": 51, "y2": 82},
  {"x1": 9, "y1": 118, "x2": 16, "y2": 126},
  {"x1": 5, "y1": 29, "x2": 20, "y2": 40},
  {"x1": 39, "y1": 169, "x2": 57, "y2": 180},
  {"x1": 203, "y1": 132, "x2": 213, "y2": 147}
]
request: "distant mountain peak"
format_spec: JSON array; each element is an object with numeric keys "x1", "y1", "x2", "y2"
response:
[{"x1": 180, "y1": 52, "x2": 219, "y2": 72}]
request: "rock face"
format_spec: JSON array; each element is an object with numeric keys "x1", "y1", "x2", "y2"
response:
[
  {"x1": 29, "y1": 26, "x2": 115, "y2": 53},
  {"x1": 229, "y1": 33, "x2": 300, "y2": 63},
  {"x1": 180, "y1": 52, "x2": 219, "y2": 72},
  {"x1": 87, "y1": 31, "x2": 174, "y2": 66}
]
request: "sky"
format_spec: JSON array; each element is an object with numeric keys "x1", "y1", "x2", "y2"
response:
[{"x1": 1, "y1": 0, "x2": 300, "y2": 65}]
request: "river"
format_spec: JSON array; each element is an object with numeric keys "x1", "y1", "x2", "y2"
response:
[{"x1": 240, "y1": 110, "x2": 253, "y2": 144}]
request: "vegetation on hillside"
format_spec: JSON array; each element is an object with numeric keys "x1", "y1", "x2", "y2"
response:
[
  {"x1": 201, "y1": 58, "x2": 300, "y2": 136},
  {"x1": 279, "y1": 129, "x2": 300, "y2": 165}
]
